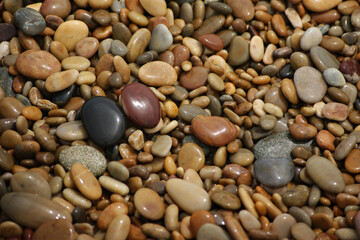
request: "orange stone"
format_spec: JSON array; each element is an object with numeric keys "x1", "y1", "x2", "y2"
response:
[
  {"x1": 345, "y1": 149, "x2": 360, "y2": 174},
  {"x1": 22, "y1": 106, "x2": 43, "y2": 121},
  {"x1": 190, "y1": 210, "x2": 215, "y2": 236},
  {"x1": 316, "y1": 130, "x2": 335, "y2": 151}
]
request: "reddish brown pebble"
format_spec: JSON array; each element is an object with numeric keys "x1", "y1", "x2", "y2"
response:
[
  {"x1": 190, "y1": 210, "x2": 215, "y2": 236},
  {"x1": 191, "y1": 115, "x2": 237, "y2": 147},
  {"x1": 289, "y1": 123, "x2": 317, "y2": 140},
  {"x1": 322, "y1": 102, "x2": 349, "y2": 121},
  {"x1": 316, "y1": 130, "x2": 335, "y2": 151},
  {"x1": 179, "y1": 66, "x2": 209, "y2": 90},
  {"x1": 345, "y1": 149, "x2": 360, "y2": 174},
  {"x1": 198, "y1": 34, "x2": 224, "y2": 52}
]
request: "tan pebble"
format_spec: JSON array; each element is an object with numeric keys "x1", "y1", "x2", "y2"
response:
[
  {"x1": 250, "y1": 36, "x2": 264, "y2": 62},
  {"x1": 32, "y1": 219, "x2": 76, "y2": 240},
  {"x1": 165, "y1": 204, "x2": 179, "y2": 232},
  {"x1": 105, "y1": 214, "x2": 130, "y2": 240},
  {"x1": 45, "y1": 69, "x2": 79, "y2": 92},
  {"x1": 97, "y1": 202, "x2": 128, "y2": 230},
  {"x1": 179, "y1": 216, "x2": 193, "y2": 239},
  {"x1": 138, "y1": 61, "x2": 177, "y2": 86},
  {"x1": 54, "y1": 20, "x2": 89, "y2": 51},
  {"x1": 183, "y1": 169, "x2": 204, "y2": 188},
  {"x1": 113, "y1": 56, "x2": 130, "y2": 84},
  {"x1": 75, "y1": 37, "x2": 99, "y2": 59},
  {"x1": 281, "y1": 78, "x2": 298, "y2": 104},
  {"x1": 134, "y1": 188, "x2": 165, "y2": 220},
  {"x1": 141, "y1": 223, "x2": 170, "y2": 240},
  {"x1": 99, "y1": 176, "x2": 129, "y2": 195},
  {"x1": 128, "y1": 11, "x2": 148, "y2": 26},
  {"x1": 263, "y1": 103, "x2": 283, "y2": 118},
  {"x1": 76, "y1": 71, "x2": 96, "y2": 85},
  {"x1": 126, "y1": 28, "x2": 151, "y2": 62},
  {"x1": 253, "y1": 99, "x2": 266, "y2": 117},
  {"x1": 0, "y1": 221, "x2": 22, "y2": 238},
  {"x1": 62, "y1": 188, "x2": 92, "y2": 209},
  {"x1": 322, "y1": 102, "x2": 349, "y2": 121},
  {"x1": 290, "y1": 123, "x2": 317, "y2": 140},
  {"x1": 61, "y1": 56, "x2": 91, "y2": 71},
  {"x1": 263, "y1": 44, "x2": 276, "y2": 65},
  {"x1": 89, "y1": 0, "x2": 114, "y2": 9},
  {"x1": 22, "y1": 106, "x2": 42, "y2": 121},
  {"x1": 70, "y1": 163, "x2": 102, "y2": 200},
  {"x1": 128, "y1": 130, "x2": 144, "y2": 151},
  {"x1": 303, "y1": 0, "x2": 342, "y2": 12},
  {"x1": 140, "y1": 0, "x2": 166, "y2": 16},
  {"x1": 50, "y1": 41, "x2": 69, "y2": 61},
  {"x1": 183, "y1": 37, "x2": 203, "y2": 57}
]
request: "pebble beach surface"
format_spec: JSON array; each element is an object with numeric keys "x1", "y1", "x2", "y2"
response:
[{"x1": 1, "y1": 0, "x2": 360, "y2": 240}]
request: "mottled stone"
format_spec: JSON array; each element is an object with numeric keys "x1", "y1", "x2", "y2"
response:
[{"x1": 14, "y1": 8, "x2": 46, "y2": 36}]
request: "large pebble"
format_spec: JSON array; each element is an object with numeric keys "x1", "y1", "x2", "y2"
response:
[
  {"x1": 32, "y1": 219, "x2": 76, "y2": 240},
  {"x1": 138, "y1": 61, "x2": 177, "y2": 86},
  {"x1": 310, "y1": 46, "x2": 340, "y2": 72},
  {"x1": 54, "y1": 20, "x2": 89, "y2": 51},
  {"x1": 339, "y1": 58, "x2": 360, "y2": 84},
  {"x1": 1, "y1": 192, "x2": 72, "y2": 228},
  {"x1": 303, "y1": 0, "x2": 342, "y2": 12},
  {"x1": 197, "y1": 223, "x2": 231, "y2": 240},
  {"x1": 151, "y1": 135, "x2": 172, "y2": 157},
  {"x1": 293, "y1": 66, "x2": 327, "y2": 104},
  {"x1": 134, "y1": 188, "x2": 165, "y2": 220},
  {"x1": 306, "y1": 156, "x2": 345, "y2": 193},
  {"x1": 323, "y1": 68, "x2": 346, "y2": 87},
  {"x1": 0, "y1": 97, "x2": 24, "y2": 118},
  {"x1": 282, "y1": 185, "x2": 309, "y2": 207},
  {"x1": 56, "y1": 121, "x2": 88, "y2": 141},
  {"x1": 178, "y1": 104, "x2": 208, "y2": 122},
  {"x1": 226, "y1": 0, "x2": 254, "y2": 22},
  {"x1": 322, "y1": 102, "x2": 349, "y2": 121},
  {"x1": 191, "y1": 115, "x2": 237, "y2": 147},
  {"x1": 272, "y1": 214, "x2": 297, "y2": 239},
  {"x1": 126, "y1": 28, "x2": 151, "y2": 62},
  {"x1": 228, "y1": 36, "x2": 249, "y2": 66},
  {"x1": 345, "y1": 149, "x2": 360, "y2": 174},
  {"x1": 45, "y1": 70, "x2": 79, "y2": 93},
  {"x1": 140, "y1": 0, "x2": 166, "y2": 16},
  {"x1": 178, "y1": 143, "x2": 205, "y2": 172},
  {"x1": 180, "y1": 66, "x2": 209, "y2": 90},
  {"x1": 40, "y1": 0, "x2": 72, "y2": 18},
  {"x1": 70, "y1": 163, "x2": 102, "y2": 200},
  {"x1": 211, "y1": 189, "x2": 241, "y2": 210},
  {"x1": 149, "y1": 24, "x2": 172, "y2": 53},
  {"x1": 59, "y1": 145, "x2": 107, "y2": 177},
  {"x1": 300, "y1": 27, "x2": 323, "y2": 51},
  {"x1": 15, "y1": 50, "x2": 61, "y2": 80},
  {"x1": 105, "y1": 214, "x2": 130, "y2": 240},
  {"x1": 166, "y1": 179, "x2": 211, "y2": 214},
  {"x1": 81, "y1": 97, "x2": 126, "y2": 147},
  {"x1": 14, "y1": 8, "x2": 46, "y2": 36},
  {"x1": 121, "y1": 82, "x2": 160, "y2": 128},
  {"x1": 10, "y1": 171, "x2": 51, "y2": 199},
  {"x1": 254, "y1": 157, "x2": 294, "y2": 187}
]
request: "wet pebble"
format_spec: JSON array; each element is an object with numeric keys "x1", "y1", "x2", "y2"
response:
[{"x1": 14, "y1": 8, "x2": 46, "y2": 36}]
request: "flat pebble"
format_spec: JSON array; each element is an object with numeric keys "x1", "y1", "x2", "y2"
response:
[
  {"x1": 306, "y1": 156, "x2": 345, "y2": 193},
  {"x1": 45, "y1": 69, "x2": 79, "y2": 93},
  {"x1": 59, "y1": 145, "x2": 107, "y2": 177},
  {"x1": 211, "y1": 189, "x2": 241, "y2": 210},
  {"x1": 32, "y1": 219, "x2": 76, "y2": 240},
  {"x1": 81, "y1": 97, "x2": 126, "y2": 147},
  {"x1": 151, "y1": 135, "x2": 172, "y2": 157},
  {"x1": 1, "y1": 192, "x2": 72, "y2": 228},
  {"x1": 291, "y1": 222, "x2": 316, "y2": 240},
  {"x1": 14, "y1": 8, "x2": 46, "y2": 36},
  {"x1": 180, "y1": 66, "x2": 209, "y2": 90},
  {"x1": 293, "y1": 66, "x2": 327, "y2": 104},
  {"x1": 310, "y1": 46, "x2": 340, "y2": 72},
  {"x1": 282, "y1": 185, "x2": 309, "y2": 207},
  {"x1": 322, "y1": 102, "x2": 349, "y2": 121},
  {"x1": 300, "y1": 27, "x2": 323, "y2": 51},
  {"x1": 56, "y1": 121, "x2": 88, "y2": 141},
  {"x1": 254, "y1": 157, "x2": 294, "y2": 188},
  {"x1": 149, "y1": 24, "x2": 173, "y2": 53},
  {"x1": 70, "y1": 163, "x2": 102, "y2": 200},
  {"x1": 339, "y1": 58, "x2": 360, "y2": 84},
  {"x1": 134, "y1": 188, "x2": 165, "y2": 220},
  {"x1": 191, "y1": 115, "x2": 237, "y2": 147},
  {"x1": 166, "y1": 179, "x2": 211, "y2": 214},
  {"x1": 197, "y1": 223, "x2": 231, "y2": 240},
  {"x1": 10, "y1": 171, "x2": 51, "y2": 199},
  {"x1": 178, "y1": 142, "x2": 205, "y2": 172},
  {"x1": 228, "y1": 36, "x2": 249, "y2": 66},
  {"x1": 323, "y1": 68, "x2": 346, "y2": 87},
  {"x1": 138, "y1": 61, "x2": 177, "y2": 86},
  {"x1": 272, "y1": 214, "x2": 296, "y2": 239},
  {"x1": 54, "y1": 20, "x2": 89, "y2": 51}
]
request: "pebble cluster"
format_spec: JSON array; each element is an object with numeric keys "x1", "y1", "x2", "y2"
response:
[{"x1": 1, "y1": 0, "x2": 360, "y2": 239}]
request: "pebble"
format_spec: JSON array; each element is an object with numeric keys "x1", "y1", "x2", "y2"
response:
[
  {"x1": 166, "y1": 179, "x2": 211, "y2": 214},
  {"x1": 1, "y1": 192, "x2": 72, "y2": 228},
  {"x1": 75, "y1": 37, "x2": 99, "y2": 59},
  {"x1": 306, "y1": 156, "x2": 345, "y2": 193},
  {"x1": 97, "y1": 202, "x2": 128, "y2": 230},
  {"x1": 229, "y1": 148, "x2": 254, "y2": 167},
  {"x1": 322, "y1": 102, "x2": 349, "y2": 121},
  {"x1": 316, "y1": 130, "x2": 335, "y2": 151},
  {"x1": 272, "y1": 214, "x2": 296, "y2": 239},
  {"x1": 70, "y1": 163, "x2": 102, "y2": 200},
  {"x1": 300, "y1": 27, "x2": 323, "y2": 51},
  {"x1": 198, "y1": 34, "x2": 224, "y2": 52},
  {"x1": 339, "y1": 58, "x2": 360, "y2": 84},
  {"x1": 303, "y1": 0, "x2": 342, "y2": 12},
  {"x1": 345, "y1": 149, "x2": 360, "y2": 174},
  {"x1": 134, "y1": 188, "x2": 165, "y2": 220},
  {"x1": 288, "y1": 207, "x2": 312, "y2": 226},
  {"x1": 59, "y1": 145, "x2": 107, "y2": 177},
  {"x1": 211, "y1": 189, "x2": 241, "y2": 210},
  {"x1": 191, "y1": 115, "x2": 237, "y2": 147},
  {"x1": 111, "y1": 40, "x2": 128, "y2": 57},
  {"x1": 226, "y1": 0, "x2": 254, "y2": 22},
  {"x1": 180, "y1": 66, "x2": 209, "y2": 90},
  {"x1": 139, "y1": 0, "x2": 166, "y2": 16},
  {"x1": 323, "y1": 68, "x2": 346, "y2": 87},
  {"x1": 334, "y1": 134, "x2": 357, "y2": 161},
  {"x1": 15, "y1": 50, "x2": 61, "y2": 80},
  {"x1": 32, "y1": 219, "x2": 76, "y2": 240},
  {"x1": 250, "y1": 36, "x2": 264, "y2": 62},
  {"x1": 289, "y1": 123, "x2": 317, "y2": 141},
  {"x1": 293, "y1": 66, "x2": 327, "y2": 104},
  {"x1": 335, "y1": 228, "x2": 359, "y2": 240},
  {"x1": 45, "y1": 69, "x2": 79, "y2": 93},
  {"x1": 282, "y1": 185, "x2": 310, "y2": 207},
  {"x1": 151, "y1": 135, "x2": 172, "y2": 157},
  {"x1": 260, "y1": 115, "x2": 277, "y2": 131},
  {"x1": 105, "y1": 214, "x2": 130, "y2": 240},
  {"x1": 40, "y1": 0, "x2": 72, "y2": 19},
  {"x1": 149, "y1": 24, "x2": 173, "y2": 53},
  {"x1": 138, "y1": 61, "x2": 177, "y2": 86},
  {"x1": 310, "y1": 46, "x2": 340, "y2": 72},
  {"x1": 10, "y1": 171, "x2": 51, "y2": 199},
  {"x1": 141, "y1": 223, "x2": 170, "y2": 239},
  {"x1": 56, "y1": 121, "x2": 88, "y2": 141},
  {"x1": 178, "y1": 142, "x2": 205, "y2": 172},
  {"x1": 121, "y1": 82, "x2": 160, "y2": 128},
  {"x1": 197, "y1": 223, "x2": 231, "y2": 240},
  {"x1": 126, "y1": 28, "x2": 151, "y2": 63},
  {"x1": 228, "y1": 36, "x2": 249, "y2": 66},
  {"x1": 291, "y1": 222, "x2": 316, "y2": 240},
  {"x1": 54, "y1": 20, "x2": 89, "y2": 51},
  {"x1": 81, "y1": 97, "x2": 126, "y2": 147},
  {"x1": 14, "y1": 8, "x2": 46, "y2": 36},
  {"x1": 254, "y1": 157, "x2": 294, "y2": 187}
]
